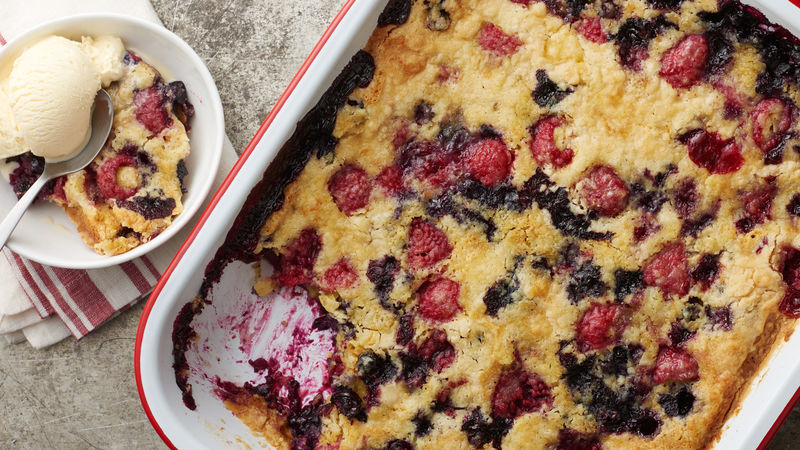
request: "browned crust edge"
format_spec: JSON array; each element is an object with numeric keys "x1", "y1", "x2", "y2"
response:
[{"x1": 705, "y1": 313, "x2": 795, "y2": 448}]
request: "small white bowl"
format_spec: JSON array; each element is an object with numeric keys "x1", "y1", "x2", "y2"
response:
[{"x1": 0, "y1": 14, "x2": 224, "y2": 269}]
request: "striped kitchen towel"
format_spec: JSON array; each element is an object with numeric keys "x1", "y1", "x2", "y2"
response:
[
  {"x1": 2, "y1": 249, "x2": 160, "y2": 338},
  {"x1": 0, "y1": 1, "x2": 237, "y2": 348}
]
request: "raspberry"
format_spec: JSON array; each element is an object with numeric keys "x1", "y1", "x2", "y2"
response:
[
  {"x1": 652, "y1": 347, "x2": 699, "y2": 384},
  {"x1": 275, "y1": 228, "x2": 322, "y2": 287},
  {"x1": 408, "y1": 218, "x2": 452, "y2": 270},
  {"x1": 323, "y1": 258, "x2": 358, "y2": 290},
  {"x1": 679, "y1": 128, "x2": 743, "y2": 174},
  {"x1": 97, "y1": 155, "x2": 138, "y2": 200},
  {"x1": 529, "y1": 116, "x2": 574, "y2": 169},
  {"x1": 376, "y1": 165, "x2": 406, "y2": 196},
  {"x1": 780, "y1": 246, "x2": 800, "y2": 292},
  {"x1": 327, "y1": 164, "x2": 373, "y2": 215},
  {"x1": 779, "y1": 289, "x2": 800, "y2": 318},
  {"x1": 491, "y1": 358, "x2": 553, "y2": 418},
  {"x1": 577, "y1": 165, "x2": 629, "y2": 217},
  {"x1": 417, "y1": 277, "x2": 461, "y2": 322},
  {"x1": 478, "y1": 23, "x2": 522, "y2": 57},
  {"x1": 643, "y1": 242, "x2": 690, "y2": 297},
  {"x1": 576, "y1": 303, "x2": 627, "y2": 352},
  {"x1": 465, "y1": 139, "x2": 513, "y2": 187},
  {"x1": 418, "y1": 329, "x2": 456, "y2": 373},
  {"x1": 576, "y1": 18, "x2": 607, "y2": 43},
  {"x1": 752, "y1": 98, "x2": 793, "y2": 152},
  {"x1": 659, "y1": 35, "x2": 708, "y2": 89},
  {"x1": 735, "y1": 178, "x2": 778, "y2": 233},
  {"x1": 134, "y1": 86, "x2": 172, "y2": 134}
]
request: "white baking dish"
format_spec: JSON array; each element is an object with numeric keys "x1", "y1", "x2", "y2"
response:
[{"x1": 134, "y1": 0, "x2": 800, "y2": 448}]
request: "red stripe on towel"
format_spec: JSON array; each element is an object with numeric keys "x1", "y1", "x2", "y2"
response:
[
  {"x1": 120, "y1": 261, "x2": 150, "y2": 295},
  {"x1": 30, "y1": 263, "x2": 89, "y2": 336},
  {"x1": 52, "y1": 267, "x2": 116, "y2": 330}
]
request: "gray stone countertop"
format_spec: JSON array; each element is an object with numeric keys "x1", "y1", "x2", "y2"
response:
[{"x1": 0, "y1": 1, "x2": 798, "y2": 448}]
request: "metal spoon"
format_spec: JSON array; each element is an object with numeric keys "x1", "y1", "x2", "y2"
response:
[{"x1": 0, "y1": 89, "x2": 114, "y2": 249}]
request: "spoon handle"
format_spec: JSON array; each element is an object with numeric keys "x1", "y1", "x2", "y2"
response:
[{"x1": 0, "y1": 175, "x2": 51, "y2": 249}]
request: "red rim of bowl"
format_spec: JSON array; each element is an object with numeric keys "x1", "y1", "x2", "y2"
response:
[
  {"x1": 133, "y1": 0, "x2": 357, "y2": 447},
  {"x1": 134, "y1": 0, "x2": 800, "y2": 448}
]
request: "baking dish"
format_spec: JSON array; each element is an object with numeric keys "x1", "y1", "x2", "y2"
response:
[{"x1": 135, "y1": 0, "x2": 800, "y2": 448}]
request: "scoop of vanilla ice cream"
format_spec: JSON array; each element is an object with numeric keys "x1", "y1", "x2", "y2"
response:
[
  {"x1": 0, "y1": 79, "x2": 26, "y2": 159},
  {"x1": 0, "y1": 35, "x2": 126, "y2": 160},
  {"x1": 81, "y1": 35, "x2": 125, "y2": 87},
  {"x1": 9, "y1": 36, "x2": 101, "y2": 160}
]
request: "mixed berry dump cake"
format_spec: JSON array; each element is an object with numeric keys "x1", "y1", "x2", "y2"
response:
[
  {"x1": 174, "y1": 0, "x2": 800, "y2": 448},
  {"x1": 3, "y1": 48, "x2": 193, "y2": 255}
]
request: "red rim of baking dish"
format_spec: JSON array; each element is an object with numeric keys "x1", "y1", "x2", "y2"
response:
[
  {"x1": 134, "y1": 0, "x2": 357, "y2": 447},
  {"x1": 134, "y1": 0, "x2": 800, "y2": 448}
]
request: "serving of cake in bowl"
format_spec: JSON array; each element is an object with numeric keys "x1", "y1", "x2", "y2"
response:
[
  {"x1": 153, "y1": 0, "x2": 800, "y2": 448},
  {"x1": 2, "y1": 35, "x2": 194, "y2": 255},
  {"x1": 0, "y1": 14, "x2": 224, "y2": 267}
]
